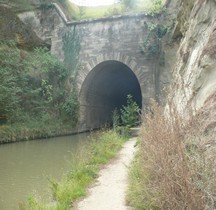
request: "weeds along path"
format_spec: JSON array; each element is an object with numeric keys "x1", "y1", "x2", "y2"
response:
[{"x1": 74, "y1": 138, "x2": 136, "y2": 210}]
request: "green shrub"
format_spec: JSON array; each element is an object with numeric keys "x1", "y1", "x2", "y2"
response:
[
  {"x1": 0, "y1": 41, "x2": 80, "y2": 142},
  {"x1": 112, "y1": 108, "x2": 120, "y2": 129},
  {"x1": 140, "y1": 22, "x2": 168, "y2": 58},
  {"x1": 63, "y1": 27, "x2": 80, "y2": 76},
  {"x1": 147, "y1": 0, "x2": 165, "y2": 15},
  {"x1": 120, "y1": 95, "x2": 140, "y2": 127},
  {"x1": 61, "y1": 92, "x2": 79, "y2": 125}
]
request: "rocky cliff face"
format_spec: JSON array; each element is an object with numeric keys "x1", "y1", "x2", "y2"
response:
[
  {"x1": 0, "y1": 5, "x2": 48, "y2": 49},
  {"x1": 170, "y1": 0, "x2": 216, "y2": 117},
  {"x1": 17, "y1": 5, "x2": 66, "y2": 58}
]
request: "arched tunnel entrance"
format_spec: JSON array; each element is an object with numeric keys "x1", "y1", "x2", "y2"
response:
[{"x1": 79, "y1": 60, "x2": 142, "y2": 130}]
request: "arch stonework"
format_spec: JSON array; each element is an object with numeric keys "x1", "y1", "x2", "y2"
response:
[
  {"x1": 71, "y1": 14, "x2": 160, "y2": 117},
  {"x1": 78, "y1": 58, "x2": 143, "y2": 131},
  {"x1": 18, "y1": 8, "x2": 164, "y2": 131},
  {"x1": 77, "y1": 52, "x2": 156, "y2": 108},
  {"x1": 54, "y1": 11, "x2": 163, "y2": 131},
  {"x1": 77, "y1": 53, "x2": 140, "y2": 91}
]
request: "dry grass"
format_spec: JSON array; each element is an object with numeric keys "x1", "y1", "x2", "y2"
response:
[{"x1": 129, "y1": 100, "x2": 216, "y2": 209}]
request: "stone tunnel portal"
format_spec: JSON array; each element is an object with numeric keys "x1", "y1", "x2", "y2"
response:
[{"x1": 79, "y1": 60, "x2": 142, "y2": 130}]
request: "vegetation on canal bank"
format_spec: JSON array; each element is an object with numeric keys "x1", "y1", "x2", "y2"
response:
[
  {"x1": 0, "y1": 40, "x2": 79, "y2": 143},
  {"x1": 19, "y1": 130, "x2": 128, "y2": 210},
  {"x1": 127, "y1": 101, "x2": 216, "y2": 210}
]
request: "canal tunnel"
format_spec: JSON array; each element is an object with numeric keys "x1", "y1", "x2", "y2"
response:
[{"x1": 79, "y1": 60, "x2": 142, "y2": 130}]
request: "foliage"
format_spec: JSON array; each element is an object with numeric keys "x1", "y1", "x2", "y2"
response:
[
  {"x1": 63, "y1": 27, "x2": 81, "y2": 77},
  {"x1": 120, "y1": 95, "x2": 140, "y2": 127},
  {"x1": 112, "y1": 108, "x2": 120, "y2": 129},
  {"x1": 105, "y1": 7, "x2": 121, "y2": 16},
  {"x1": 22, "y1": 47, "x2": 77, "y2": 119},
  {"x1": 39, "y1": 0, "x2": 54, "y2": 11},
  {"x1": 127, "y1": 101, "x2": 216, "y2": 209},
  {"x1": 0, "y1": 41, "x2": 79, "y2": 142},
  {"x1": 79, "y1": 6, "x2": 86, "y2": 19},
  {"x1": 61, "y1": 91, "x2": 79, "y2": 126},
  {"x1": 21, "y1": 130, "x2": 128, "y2": 209},
  {"x1": 147, "y1": 0, "x2": 164, "y2": 15},
  {"x1": 120, "y1": 0, "x2": 138, "y2": 11},
  {"x1": 2, "y1": 0, "x2": 35, "y2": 12},
  {"x1": 126, "y1": 148, "x2": 158, "y2": 209},
  {"x1": 140, "y1": 22, "x2": 167, "y2": 58},
  {"x1": 0, "y1": 41, "x2": 23, "y2": 121},
  {"x1": 56, "y1": 0, "x2": 166, "y2": 21},
  {"x1": 62, "y1": 28, "x2": 81, "y2": 123},
  {"x1": 0, "y1": 69, "x2": 21, "y2": 120},
  {"x1": 56, "y1": 0, "x2": 80, "y2": 20}
]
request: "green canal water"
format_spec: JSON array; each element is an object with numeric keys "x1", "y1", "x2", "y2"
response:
[{"x1": 0, "y1": 133, "x2": 91, "y2": 209}]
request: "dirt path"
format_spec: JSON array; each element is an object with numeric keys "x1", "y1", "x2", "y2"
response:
[{"x1": 74, "y1": 138, "x2": 137, "y2": 210}]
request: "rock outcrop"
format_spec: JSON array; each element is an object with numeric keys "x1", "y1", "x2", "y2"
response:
[
  {"x1": 0, "y1": 5, "x2": 49, "y2": 50},
  {"x1": 170, "y1": 0, "x2": 216, "y2": 115}
]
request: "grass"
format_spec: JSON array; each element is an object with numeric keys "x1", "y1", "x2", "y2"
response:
[
  {"x1": 0, "y1": 117, "x2": 75, "y2": 143},
  {"x1": 2, "y1": 0, "x2": 165, "y2": 20},
  {"x1": 19, "y1": 130, "x2": 128, "y2": 210},
  {"x1": 58, "y1": 0, "x2": 166, "y2": 21},
  {"x1": 55, "y1": 0, "x2": 80, "y2": 20},
  {"x1": 127, "y1": 101, "x2": 216, "y2": 210},
  {"x1": 2, "y1": 0, "x2": 166, "y2": 21},
  {"x1": 79, "y1": 4, "x2": 122, "y2": 20},
  {"x1": 1, "y1": 0, "x2": 36, "y2": 12},
  {"x1": 126, "y1": 148, "x2": 158, "y2": 209}
]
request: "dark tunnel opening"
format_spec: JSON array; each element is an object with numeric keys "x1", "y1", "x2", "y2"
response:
[{"x1": 79, "y1": 60, "x2": 142, "y2": 130}]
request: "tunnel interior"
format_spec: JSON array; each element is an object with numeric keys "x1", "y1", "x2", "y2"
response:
[{"x1": 80, "y1": 60, "x2": 142, "y2": 130}]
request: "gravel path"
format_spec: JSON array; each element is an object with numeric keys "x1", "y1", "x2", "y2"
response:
[{"x1": 74, "y1": 138, "x2": 136, "y2": 210}]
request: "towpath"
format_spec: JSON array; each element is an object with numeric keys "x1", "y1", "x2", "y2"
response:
[{"x1": 74, "y1": 138, "x2": 137, "y2": 210}]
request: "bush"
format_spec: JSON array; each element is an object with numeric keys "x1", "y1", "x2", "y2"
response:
[
  {"x1": 112, "y1": 108, "x2": 120, "y2": 129},
  {"x1": 120, "y1": 95, "x2": 140, "y2": 127},
  {"x1": 147, "y1": 0, "x2": 165, "y2": 15},
  {"x1": 0, "y1": 41, "x2": 80, "y2": 141},
  {"x1": 140, "y1": 22, "x2": 168, "y2": 58},
  {"x1": 61, "y1": 92, "x2": 79, "y2": 125}
]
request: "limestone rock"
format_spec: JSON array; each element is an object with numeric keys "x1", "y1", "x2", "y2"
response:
[
  {"x1": 0, "y1": 5, "x2": 49, "y2": 50},
  {"x1": 170, "y1": 0, "x2": 216, "y2": 113}
]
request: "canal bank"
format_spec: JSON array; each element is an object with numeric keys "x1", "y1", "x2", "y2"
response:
[{"x1": 0, "y1": 129, "x2": 129, "y2": 209}]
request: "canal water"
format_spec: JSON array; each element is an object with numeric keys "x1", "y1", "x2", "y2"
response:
[{"x1": 0, "y1": 133, "x2": 91, "y2": 210}]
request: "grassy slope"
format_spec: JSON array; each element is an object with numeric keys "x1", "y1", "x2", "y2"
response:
[
  {"x1": 60, "y1": 0, "x2": 166, "y2": 20},
  {"x1": 1, "y1": 0, "x2": 165, "y2": 21}
]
